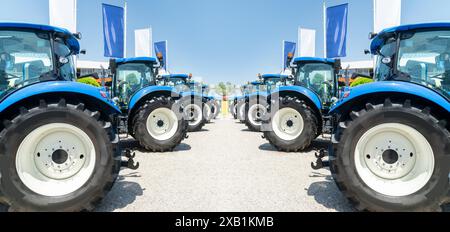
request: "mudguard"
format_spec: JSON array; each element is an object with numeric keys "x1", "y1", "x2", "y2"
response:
[
  {"x1": 330, "y1": 81, "x2": 450, "y2": 114},
  {"x1": 270, "y1": 85, "x2": 322, "y2": 111},
  {"x1": 128, "y1": 85, "x2": 180, "y2": 112},
  {"x1": 0, "y1": 81, "x2": 121, "y2": 114},
  {"x1": 247, "y1": 91, "x2": 269, "y2": 99}
]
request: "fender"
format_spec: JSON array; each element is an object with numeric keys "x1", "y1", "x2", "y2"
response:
[
  {"x1": 0, "y1": 81, "x2": 120, "y2": 114},
  {"x1": 128, "y1": 85, "x2": 180, "y2": 112},
  {"x1": 330, "y1": 81, "x2": 450, "y2": 114},
  {"x1": 247, "y1": 91, "x2": 269, "y2": 100},
  {"x1": 179, "y1": 91, "x2": 204, "y2": 99},
  {"x1": 270, "y1": 86, "x2": 322, "y2": 112}
]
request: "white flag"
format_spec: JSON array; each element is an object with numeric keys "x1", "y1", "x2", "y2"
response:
[
  {"x1": 299, "y1": 28, "x2": 316, "y2": 57},
  {"x1": 49, "y1": 0, "x2": 77, "y2": 33},
  {"x1": 374, "y1": 0, "x2": 402, "y2": 33},
  {"x1": 135, "y1": 28, "x2": 152, "y2": 57}
]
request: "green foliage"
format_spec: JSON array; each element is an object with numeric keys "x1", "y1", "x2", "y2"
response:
[
  {"x1": 77, "y1": 77, "x2": 101, "y2": 87},
  {"x1": 350, "y1": 77, "x2": 374, "y2": 87}
]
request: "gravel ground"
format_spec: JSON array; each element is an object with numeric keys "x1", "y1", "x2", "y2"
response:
[{"x1": 96, "y1": 116, "x2": 353, "y2": 212}]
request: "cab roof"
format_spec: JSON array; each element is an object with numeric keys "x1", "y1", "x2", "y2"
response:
[
  {"x1": 293, "y1": 57, "x2": 336, "y2": 64},
  {"x1": 115, "y1": 57, "x2": 158, "y2": 64},
  {"x1": 370, "y1": 22, "x2": 450, "y2": 54},
  {"x1": 162, "y1": 74, "x2": 190, "y2": 79},
  {"x1": 261, "y1": 74, "x2": 288, "y2": 80},
  {"x1": 0, "y1": 22, "x2": 80, "y2": 54}
]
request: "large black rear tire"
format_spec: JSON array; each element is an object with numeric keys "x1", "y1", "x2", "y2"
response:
[
  {"x1": 132, "y1": 96, "x2": 187, "y2": 152},
  {"x1": 0, "y1": 99, "x2": 120, "y2": 212},
  {"x1": 263, "y1": 96, "x2": 318, "y2": 152},
  {"x1": 331, "y1": 99, "x2": 450, "y2": 211}
]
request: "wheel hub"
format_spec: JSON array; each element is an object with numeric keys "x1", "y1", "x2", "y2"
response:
[
  {"x1": 52, "y1": 149, "x2": 69, "y2": 164},
  {"x1": 286, "y1": 120, "x2": 294, "y2": 128},
  {"x1": 382, "y1": 149, "x2": 399, "y2": 164},
  {"x1": 157, "y1": 120, "x2": 165, "y2": 128}
]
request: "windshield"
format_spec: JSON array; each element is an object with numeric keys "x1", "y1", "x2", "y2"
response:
[
  {"x1": 264, "y1": 78, "x2": 284, "y2": 92},
  {"x1": 0, "y1": 30, "x2": 54, "y2": 99},
  {"x1": 296, "y1": 62, "x2": 335, "y2": 105},
  {"x1": 115, "y1": 62, "x2": 154, "y2": 109},
  {"x1": 396, "y1": 30, "x2": 450, "y2": 98}
]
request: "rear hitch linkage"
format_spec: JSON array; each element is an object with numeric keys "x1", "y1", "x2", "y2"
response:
[
  {"x1": 121, "y1": 149, "x2": 140, "y2": 170},
  {"x1": 311, "y1": 149, "x2": 330, "y2": 170}
]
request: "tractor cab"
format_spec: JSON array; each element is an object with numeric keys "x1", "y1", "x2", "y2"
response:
[
  {"x1": 0, "y1": 23, "x2": 80, "y2": 100},
  {"x1": 159, "y1": 73, "x2": 192, "y2": 93},
  {"x1": 261, "y1": 74, "x2": 289, "y2": 92},
  {"x1": 371, "y1": 23, "x2": 450, "y2": 99},
  {"x1": 109, "y1": 57, "x2": 158, "y2": 111},
  {"x1": 291, "y1": 57, "x2": 341, "y2": 110}
]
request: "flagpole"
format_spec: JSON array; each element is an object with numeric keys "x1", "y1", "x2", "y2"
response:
[
  {"x1": 124, "y1": 1, "x2": 127, "y2": 58},
  {"x1": 323, "y1": 0, "x2": 327, "y2": 58}
]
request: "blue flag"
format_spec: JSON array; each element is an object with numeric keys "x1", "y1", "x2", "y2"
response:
[
  {"x1": 154, "y1": 41, "x2": 168, "y2": 70},
  {"x1": 283, "y1": 41, "x2": 296, "y2": 69},
  {"x1": 326, "y1": 4, "x2": 348, "y2": 58},
  {"x1": 102, "y1": 4, "x2": 124, "y2": 58}
]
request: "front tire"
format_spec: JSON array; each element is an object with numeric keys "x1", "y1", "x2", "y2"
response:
[
  {"x1": 331, "y1": 99, "x2": 450, "y2": 211},
  {"x1": 180, "y1": 96, "x2": 206, "y2": 132},
  {"x1": 132, "y1": 96, "x2": 187, "y2": 152},
  {"x1": 244, "y1": 98, "x2": 268, "y2": 132},
  {"x1": 263, "y1": 96, "x2": 318, "y2": 152},
  {"x1": 0, "y1": 99, "x2": 120, "y2": 212}
]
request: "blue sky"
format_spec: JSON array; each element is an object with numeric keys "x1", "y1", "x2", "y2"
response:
[{"x1": 1, "y1": 0, "x2": 450, "y2": 84}]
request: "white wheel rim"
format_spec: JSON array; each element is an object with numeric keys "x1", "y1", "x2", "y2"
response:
[
  {"x1": 248, "y1": 104, "x2": 266, "y2": 126},
  {"x1": 16, "y1": 123, "x2": 96, "y2": 197},
  {"x1": 204, "y1": 104, "x2": 212, "y2": 119},
  {"x1": 355, "y1": 123, "x2": 435, "y2": 197},
  {"x1": 146, "y1": 108, "x2": 179, "y2": 141},
  {"x1": 238, "y1": 103, "x2": 245, "y2": 119},
  {"x1": 185, "y1": 104, "x2": 203, "y2": 127},
  {"x1": 272, "y1": 107, "x2": 304, "y2": 141}
]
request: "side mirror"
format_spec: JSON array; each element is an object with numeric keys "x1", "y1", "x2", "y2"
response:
[
  {"x1": 80, "y1": 49, "x2": 87, "y2": 55},
  {"x1": 334, "y1": 59, "x2": 342, "y2": 71},
  {"x1": 109, "y1": 59, "x2": 117, "y2": 75},
  {"x1": 364, "y1": 49, "x2": 371, "y2": 55},
  {"x1": 73, "y1": 32, "x2": 82, "y2": 40}
]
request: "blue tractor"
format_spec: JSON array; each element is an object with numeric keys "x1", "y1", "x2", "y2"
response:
[
  {"x1": 236, "y1": 80, "x2": 263, "y2": 123},
  {"x1": 318, "y1": 23, "x2": 450, "y2": 211},
  {"x1": 262, "y1": 57, "x2": 341, "y2": 152},
  {"x1": 188, "y1": 81, "x2": 216, "y2": 123},
  {"x1": 109, "y1": 57, "x2": 188, "y2": 152},
  {"x1": 159, "y1": 73, "x2": 207, "y2": 132},
  {"x1": 244, "y1": 74, "x2": 289, "y2": 132},
  {"x1": 0, "y1": 23, "x2": 130, "y2": 211}
]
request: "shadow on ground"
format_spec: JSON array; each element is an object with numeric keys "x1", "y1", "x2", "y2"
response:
[
  {"x1": 307, "y1": 174, "x2": 354, "y2": 212},
  {"x1": 259, "y1": 138, "x2": 330, "y2": 152},
  {"x1": 120, "y1": 139, "x2": 192, "y2": 153},
  {"x1": 96, "y1": 174, "x2": 144, "y2": 212}
]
